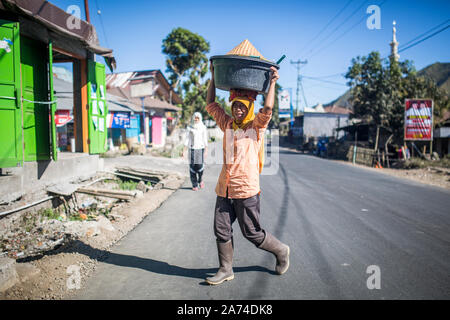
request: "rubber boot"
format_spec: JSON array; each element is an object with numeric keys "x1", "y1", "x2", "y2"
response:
[
  {"x1": 258, "y1": 233, "x2": 290, "y2": 275},
  {"x1": 206, "y1": 240, "x2": 234, "y2": 285}
]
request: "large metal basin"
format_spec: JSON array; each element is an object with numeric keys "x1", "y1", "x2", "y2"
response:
[{"x1": 210, "y1": 55, "x2": 279, "y2": 94}]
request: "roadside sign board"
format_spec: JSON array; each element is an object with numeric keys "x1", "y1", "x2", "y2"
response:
[
  {"x1": 130, "y1": 81, "x2": 153, "y2": 98},
  {"x1": 107, "y1": 112, "x2": 131, "y2": 129},
  {"x1": 404, "y1": 99, "x2": 433, "y2": 141},
  {"x1": 55, "y1": 110, "x2": 73, "y2": 127},
  {"x1": 279, "y1": 89, "x2": 292, "y2": 119}
]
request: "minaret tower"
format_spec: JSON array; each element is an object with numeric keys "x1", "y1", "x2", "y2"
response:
[{"x1": 390, "y1": 21, "x2": 400, "y2": 62}]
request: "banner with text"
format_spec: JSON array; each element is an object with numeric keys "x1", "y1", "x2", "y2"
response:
[{"x1": 404, "y1": 99, "x2": 433, "y2": 141}]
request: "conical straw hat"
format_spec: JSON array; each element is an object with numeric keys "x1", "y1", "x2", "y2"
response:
[{"x1": 227, "y1": 39, "x2": 267, "y2": 60}]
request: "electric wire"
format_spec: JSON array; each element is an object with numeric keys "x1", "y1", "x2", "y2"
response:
[
  {"x1": 299, "y1": 77, "x2": 309, "y2": 109},
  {"x1": 95, "y1": 0, "x2": 110, "y2": 48},
  {"x1": 303, "y1": 0, "x2": 371, "y2": 59},
  {"x1": 306, "y1": 0, "x2": 387, "y2": 61},
  {"x1": 302, "y1": 76, "x2": 348, "y2": 86},
  {"x1": 398, "y1": 18, "x2": 450, "y2": 50},
  {"x1": 398, "y1": 24, "x2": 450, "y2": 53},
  {"x1": 297, "y1": 0, "x2": 354, "y2": 57}
]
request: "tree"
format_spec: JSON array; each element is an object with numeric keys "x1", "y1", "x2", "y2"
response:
[
  {"x1": 162, "y1": 27, "x2": 210, "y2": 91},
  {"x1": 162, "y1": 27, "x2": 228, "y2": 124},
  {"x1": 345, "y1": 51, "x2": 449, "y2": 145}
]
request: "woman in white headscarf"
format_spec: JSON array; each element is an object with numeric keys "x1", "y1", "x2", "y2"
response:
[{"x1": 183, "y1": 112, "x2": 208, "y2": 191}]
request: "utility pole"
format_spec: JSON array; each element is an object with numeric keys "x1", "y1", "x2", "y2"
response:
[
  {"x1": 290, "y1": 59, "x2": 307, "y2": 115},
  {"x1": 84, "y1": 0, "x2": 95, "y2": 62},
  {"x1": 84, "y1": 0, "x2": 91, "y2": 23}
]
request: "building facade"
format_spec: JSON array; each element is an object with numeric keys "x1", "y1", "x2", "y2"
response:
[{"x1": 106, "y1": 70, "x2": 181, "y2": 148}]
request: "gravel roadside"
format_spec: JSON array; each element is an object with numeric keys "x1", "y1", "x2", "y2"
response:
[{"x1": 0, "y1": 155, "x2": 187, "y2": 300}]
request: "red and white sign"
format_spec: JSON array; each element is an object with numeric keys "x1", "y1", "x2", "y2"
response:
[
  {"x1": 404, "y1": 99, "x2": 433, "y2": 141},
  {"x1": 55, "y1": 110, "x2": 73, "y2": 127}
]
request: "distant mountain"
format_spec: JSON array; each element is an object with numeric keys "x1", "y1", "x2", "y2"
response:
[
  {"x1": 417, "y1": 62, "x2": 450, "y2": 94},
  {"x1": 324, "y1": 62, "x2": 450, "y2": 110},
  {"x1": 324, "y1": 89, "x2": 352, "y2": 109}
]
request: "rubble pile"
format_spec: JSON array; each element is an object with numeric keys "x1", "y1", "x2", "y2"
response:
[
  {"x1": 0, "y1": 167, "x2": 181, "y2": 261},
  {"x1": 0, "y1": 175, "x2": 145, "y2": 260}
]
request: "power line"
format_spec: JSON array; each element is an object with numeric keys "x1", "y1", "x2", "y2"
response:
[
  {"x1": 291, "y1": 59, "x2": 308, "y2": 112},
  {"x1": 299, "y1": 77, "x2": 309, "y2": 109},
  {"x1": 306, "y1": 15, "x2": 366, "y2": 60},
  {"x1": 300, "y1": 9, "x2": 447, "y2": 106},
  {"x1": 302, "y1": 72, "x2": 345, "y2": 79},
  {"x1": 398, "y1": 24, "x2": 450, "y2": 53},
  {"x1": 302, "y1": 76, "x2": 348, "y2": 86},
  {"x1": 297, "y1": 0, "x2": 354, "y2": 57},
  {"x1": 285, "y1": 80, "x2": 346, "y2": 91},
  {"x1": 306, "y1": 0, "x2": 387, "y2": 61},
  {"x1": 297, "y1": 86, "x2": 326, "y2": 102},
  {"x1": 379, "y1": 18, "x2": 450, "y2": 58},
  {"x1": 333, "y1": 19, "x2": 449, "y2": 70},
  {"x1": 303, "y1": 0, "x2": 371, "y2": 59},
  {"x1": 95, "y1": 0, "x2": 110, "y2": 48},
  {"x1": 302, "y1": 82, "x2": 349, "y2": 91},
  {"x1": 398, "y1": 18, "x2": 450, "y2": 50}
]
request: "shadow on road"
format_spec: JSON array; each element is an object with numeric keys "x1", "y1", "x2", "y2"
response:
[{"x1": 21, "y1": 239, "x2": 275, "y2": 286}]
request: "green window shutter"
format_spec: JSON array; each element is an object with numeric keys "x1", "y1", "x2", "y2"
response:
[
  {"x1": 48, "y1": 40, "x2": 57, "y2": 161},
  {"x1": 0, "y1": 19, "x2": 23, "y2": 168},
  {"x1": 20, "y1": 36, "x2": 51, "y2": 161},
  {"x1": 87, "y1": 60, "x2": 108, "y2": 154}
]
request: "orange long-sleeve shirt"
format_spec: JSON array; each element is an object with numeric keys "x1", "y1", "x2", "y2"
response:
[{"x1": 206, "y1": 102, "x2": 272, "y2": 199}]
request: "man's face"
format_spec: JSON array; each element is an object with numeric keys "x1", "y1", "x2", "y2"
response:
[
  {"x1": 232, "y1": 101, "x2": 249, "y2": 122},
  {"x1": 194, "y1": 116, "x2": 200, "y2": 123}
]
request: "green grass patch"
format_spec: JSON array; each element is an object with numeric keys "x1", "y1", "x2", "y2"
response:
[
  {"x1": 117, "y1": 179, "x2": 138, "y2": 191},
  {"x1": 39, "y1": 208, "x2": 60, "y2": 220}
]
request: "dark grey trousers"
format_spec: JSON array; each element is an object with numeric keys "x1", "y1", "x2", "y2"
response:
[
  {"x1": 189, "y1": 148, "x2": 204, "y2": 188},
  {"x1": 214, "y1": 193, "x2": 265, "y2": 246}
]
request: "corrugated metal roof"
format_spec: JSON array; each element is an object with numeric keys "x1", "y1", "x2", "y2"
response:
[
  {"x1": 323, "y1": 105, "x2": 352, "y2": 114},
  {"x1": 130, "y1": 96, "x2": 180, "y2": 112},
  {"x1": 53, "y1": 77, "x2": 141, "y2": 113},
  {"x1": 106, "y1": 72, "x2": 136, "y2": 88},
  {"x1": 105, "y1": 70, "x2": 182, "y2": 104},
  {"x1": 106, "y1": 86, "x2": 180, "y2": 112}
]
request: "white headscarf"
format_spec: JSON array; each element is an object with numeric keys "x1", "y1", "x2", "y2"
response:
[
  {"x1": 191, "y1": 112, "x2": 206, "y2": 130},
  {"x1": 186, "y1": 112, "x2": 208, "y2": 149}
]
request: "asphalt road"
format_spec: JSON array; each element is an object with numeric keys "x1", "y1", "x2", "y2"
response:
[{"x1": 74, "y1": 145, "x2": 450, "y2": 299}]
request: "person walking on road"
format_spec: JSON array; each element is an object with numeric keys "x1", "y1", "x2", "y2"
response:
[
  {"x1": 183, "y1": 112, "x2": 208, "y2": 191},
  {"x1": 204, "y1": 62, "x2": 290, "y2": 285}
]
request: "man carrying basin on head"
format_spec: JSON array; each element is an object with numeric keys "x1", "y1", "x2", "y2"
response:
[{"x1": 204, "y1": 61, "x2": 290, "y2": 285}]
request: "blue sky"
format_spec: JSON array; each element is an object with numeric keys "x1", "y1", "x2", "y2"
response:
[{"x1": 51, "y1": 0, "x2": 450, "y2": 110}]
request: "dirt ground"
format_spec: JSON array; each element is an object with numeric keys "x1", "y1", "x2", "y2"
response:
[
  {"x1": 0, "y1": 172, "x2": 185, "y2": 300},
  {"x1": 336, "y1": 160, "x2": 450, "y2": 190},
  {"x1": 375, "y1": 166, "x2": 450, "y2": 190}
]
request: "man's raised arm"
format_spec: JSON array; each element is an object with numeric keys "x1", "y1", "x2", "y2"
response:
[
  {"x1": 261, "y1": 66, "x2": 279, "y2": 115},
  {"x1": 205, "y1": 61, "x2": 231, "y2": 132},
  {"x1": 206, "y1": 62, "x2": 216, "y2": 105}
]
